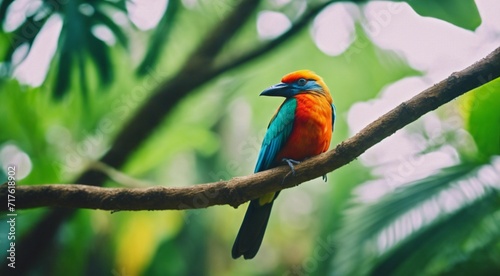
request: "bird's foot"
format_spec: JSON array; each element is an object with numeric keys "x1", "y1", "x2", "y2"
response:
[
  {"x1": 282, "y1": 158, "x2": 301, "y2": 176},
  {"x1": 322, "y1": 174, "x2": 328, "y2": 182}
]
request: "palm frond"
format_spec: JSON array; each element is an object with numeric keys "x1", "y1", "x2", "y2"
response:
[
  {"x1": 371, "y1": 185, "x2": 500, "y2": 275},
  {"x1": 93, "y1": 10, "x2": 129, "y2": 49},
  {"x1": 0, "y1": 0, "x2": 15, "y2": 19},
  {"x1": 136, "y1": 0, "x2": 179, "y2": 76},
  {"x1": 439, "y1": 226, "x2": 500, "y2": 276},
  {"x1": 2, "y1": 14, "x2": 50, "y2": 67},
  {"x1": 333, "y1": 157, "x2": 500, "y2": 276},
  {"x1": 1, "y1": 0, "x2": 130, "y2": 98},
  {"x1": 54, "y1": 47, "x2": 72, "y2": 98},
  {"x1": 86, "y1": 30, "x2": 113, "y2": 86}
]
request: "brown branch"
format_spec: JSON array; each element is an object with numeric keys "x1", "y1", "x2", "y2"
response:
[{"x1": 4, "y1": 46, "x2": 500, "y2": 211}]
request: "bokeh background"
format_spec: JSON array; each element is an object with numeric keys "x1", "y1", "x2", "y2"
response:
[{"x1": 1, "y1": 0, "x2": 500, "y2": 275}]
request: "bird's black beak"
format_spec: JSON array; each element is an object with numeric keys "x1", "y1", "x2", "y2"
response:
[{"x1": 259, "y1": 82, "x2": 293, "y2": 98}]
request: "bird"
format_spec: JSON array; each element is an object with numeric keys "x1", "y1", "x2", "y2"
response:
[{"x1": 232, "y1": 70, "x2": 336, "y2": 259}]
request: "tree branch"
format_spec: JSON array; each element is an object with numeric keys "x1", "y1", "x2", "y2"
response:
[{"x1": 4, "y1": 46, "x2": 500, "y2": 211}]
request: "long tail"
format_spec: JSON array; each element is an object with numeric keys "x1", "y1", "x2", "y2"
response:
[{"x1": 232, "y1": 199, "x2": 274, "y2": 259}]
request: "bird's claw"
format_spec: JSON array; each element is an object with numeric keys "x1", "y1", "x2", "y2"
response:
[
  {"x1": 282, "y1": 158, "x2": 300, "y2": 176},
  {"x1": 322, "y1": 174, "x2": 328, "y2": 182}
]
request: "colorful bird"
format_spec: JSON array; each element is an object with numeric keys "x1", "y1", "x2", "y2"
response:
[{"x1": 232, "y1": 70, "x2": 336, "y2": 259}]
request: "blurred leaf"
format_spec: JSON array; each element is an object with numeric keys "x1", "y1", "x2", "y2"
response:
[
  {"x1": 371, "y1": 189, "x2": 500, "y2": 276},
  {"x1": 116, "y1": 214, "x2": 158, "y2": 275},
  {"x1": 460, "y1": 77, "x2": 500, "y2": 160},
  {"x1": 333, "y1": 162, "x2": 479, "y2": 276},
  {"x1": 0, "y1": 0, "x2": 14, "y2": 19},
  {"x1": 0, "y1": 81, "x2": 62, "y2": 183},
  {"x1": 145, "y1": 213, "x2": 208, "y2": 276},
  {"x1": 54, "y1": 48, "x2": 74, "y2": 98},
  {"x1": 101, "y1": 0, "x2": 128, "y2": 12},
  {"x1": 87, "y1": 30, "x2": 113, "y2": 85},
  {"x1": 2, "y1": 14, "x2": 50, "y2": 66},
  {"x1": 52, "y1": 211, "x2": 94, "y2": 275},
  {"x1": 93, "y1": 10, "x2": 129, "y2": 49},
  {"x1": 145, "y1": 238, "x2": 187, "y2": 275},
  {"x1": 334, "y1": 158, "x2": 500, "y2": 276},
  {"x1": 401, "y1": 0, "x2": 481, "y2": 30},
  {"x1": 54, "y1": 1, "x2": 94, "y2": 98},
  {"x1": 137, "y1": 0, "x2": 179, "y2": 76},
  {"x1": 440, "y1": 234, "x2": 500, "y2": 276},
  {"x1": 1, "y1": 0, "x2": 130, "y2": 98},
  {"x1": 115, "y1": 212, "x2": 183, "y2": 275}
]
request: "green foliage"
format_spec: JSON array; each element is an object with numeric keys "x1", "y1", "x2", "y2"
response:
[
  {"x1": 0, "y1": 81, "x2": 60, "y2": 183},
  {"x1": 372, "y1": 185, "x2": 500, "y2": 276},
  {"x1": 145, "y1": 214, "x2": 208, "y2": 275},
  {"x1": 334, "y1": 161, "x2": 500, "y2": 275},
  {"x1": 1, "y1": 0, "x2": 496, "y2": 275},
  {"x1": 1, "y1": 0, "x2": 128, "y2": 97},
  {"x1": 400, "y1": 0, "x2": 481, "y2": 30},
  {"x1": 461, "y1": 78, "x2": 500, "y2": 160},
  {"x1": 51, "y1": 211, "x2": 94, "y2": 275},
  {"x1": 136, "y1": 0, "x2": 180, "y2": 76},
  {"x1": 0, "y1": 0, "x2": 48, "y2": 67}
]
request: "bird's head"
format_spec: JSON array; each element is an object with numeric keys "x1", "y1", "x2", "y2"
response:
[{"x1": 260, "y1": 70, "x2": 332, "y2": 103}]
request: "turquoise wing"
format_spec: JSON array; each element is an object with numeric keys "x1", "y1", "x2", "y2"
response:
[{"x1": 254, "y1": 98, "x2": 297, "y2": 173}]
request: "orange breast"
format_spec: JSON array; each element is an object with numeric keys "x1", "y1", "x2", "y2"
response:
[{"x1": 276, "y1": 94, "x2": 333, "y2": 162}]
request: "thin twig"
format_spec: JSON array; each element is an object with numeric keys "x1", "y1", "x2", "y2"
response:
[{"x1": 87, "y1": 161, "x2": 152, "y2": 188}]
